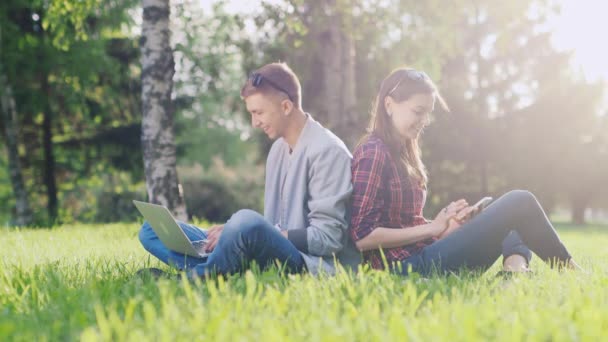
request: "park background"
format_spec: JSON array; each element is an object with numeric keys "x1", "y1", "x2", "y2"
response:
[
  {"x1": 1, "y1": 0, "x2": 607, "y2": 227},
  {"x1": 2, "y1": 1, "x2": 608, "y2": 341}
]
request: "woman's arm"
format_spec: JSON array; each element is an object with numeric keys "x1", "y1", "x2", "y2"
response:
[
  {"x1": 349, "y1": 146, "x2": 387, "y2": 246},
  {"x1": 349, "y1": 143, "x2": 467, "y2": 252},
  {"x1": 354, "y1": 222, "x2": 441, "y2": 252},
  {"x1": 355, "y1": 199, "x2": 470, "y2": 251}
]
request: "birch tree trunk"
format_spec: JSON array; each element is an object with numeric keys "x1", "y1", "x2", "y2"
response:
[
  {"x1": 141, "y1": 0, "x2": 187, "y2": 220},
  {"x1": 0, "y1": 61, "x2": 33, "y2": 226}
]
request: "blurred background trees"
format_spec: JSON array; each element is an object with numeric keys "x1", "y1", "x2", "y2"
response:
[{"x1": 0, "y1": 0, "x2": 606, "y2": 226}]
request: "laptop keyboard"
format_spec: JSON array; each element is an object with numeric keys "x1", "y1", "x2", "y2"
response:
[
  {"x1": 192, "y1": 240, "x2": 207, "y2": 249},
  {"x1": 191, "y1": 240, "x2": 210, "y2": 257}
]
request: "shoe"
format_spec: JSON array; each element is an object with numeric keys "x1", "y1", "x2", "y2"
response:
[
  {"x1": 495, "y1": 269, "x2": 533, "y2": 279},
  {"x1": 136, "y1": 267, "x2": 174, "y2": 280}
]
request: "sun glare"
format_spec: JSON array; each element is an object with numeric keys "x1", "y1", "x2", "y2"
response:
[{"x1": 547, "y1": 0, "x2": 608, "y2": 82}]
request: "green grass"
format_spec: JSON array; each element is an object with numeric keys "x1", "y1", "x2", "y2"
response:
[{"x1": 1, "y1": 223, "x2": 607, "y2": 341}]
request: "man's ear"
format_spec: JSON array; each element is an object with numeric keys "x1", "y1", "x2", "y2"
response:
[{"x1": 282, "y1": 99, "x2": 294, "y2": 116}]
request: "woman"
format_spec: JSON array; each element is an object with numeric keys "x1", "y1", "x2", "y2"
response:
[{"x1": 349, "y1": 67, "x2": 582, "y2": 275}]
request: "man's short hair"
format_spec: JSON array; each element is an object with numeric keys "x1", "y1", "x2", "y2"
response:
[{"x1": 240, "y1": 62, "x2": 302, "y2": 109}]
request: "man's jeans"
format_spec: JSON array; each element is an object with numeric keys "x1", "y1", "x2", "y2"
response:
[
  {"x1": 139, "y1": 209, "x2": 306, "y2": 277},
  {"x1": 394, "y1": 190, "x2": 572, "y2": 275}
]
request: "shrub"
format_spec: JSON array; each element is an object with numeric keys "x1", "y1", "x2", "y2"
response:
[{"x1": 179, "y1": 157, "x2": 264, "y2": 222}]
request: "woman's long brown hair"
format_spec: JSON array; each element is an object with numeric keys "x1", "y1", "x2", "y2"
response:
[{"x1": 364, "y1": 68, "x2": 448, "y2": 186}]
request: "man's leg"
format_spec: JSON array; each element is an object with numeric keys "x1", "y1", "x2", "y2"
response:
[
  {"x1": 399, "y1": 190, "x2": 569, "y2": 275},
  {"x1": 139, "y1": 221, "x2": 208, "y2": 270},
  {"x1": 191, "y1": 209, "x2": 306, "y2": 277}
]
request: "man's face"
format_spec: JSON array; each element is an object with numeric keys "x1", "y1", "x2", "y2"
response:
[{"x1": 245, "y1": 92, "x2": 289, "y2": 140}]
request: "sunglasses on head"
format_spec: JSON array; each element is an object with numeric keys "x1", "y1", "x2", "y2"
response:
[
  {"x1": 249, "y1": 73, "x2": 294, "y2": 102},
  {"x1": 387, "y1": 69, "x2": 430, "y2": 96}
]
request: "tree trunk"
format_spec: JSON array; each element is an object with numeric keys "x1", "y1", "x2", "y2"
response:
[
  {"x1": 0, "y1": 62, "x2": 33, "y2": 226},
  {"x1": 571, "y1": 196, "x2": 587, "y2": 225},
  {"x1": 141, "y1": 0, "x2": 187, "y2": 220},
  {"x1": 319, "y1": 3, "x2": 357, "y2": 147},
  {"x1": 473, "y1": 3, "x2": 489, "y2": 197},
  {"x1": 42, "y1": 76, "x2": 58, "y2": 224}
]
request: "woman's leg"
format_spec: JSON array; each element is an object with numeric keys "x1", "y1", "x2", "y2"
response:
[
  {"x1": 139, "y1": 221, "x2": 208, "y2": 270},
  {"x1": 502, "y1": 231, "x2": 531, "y2": 271},
  {"x1": 190, "y1": 209, "x2": 306, "y2": 277},
  {"x1": 400, "y1": 190, "x2": 571, "y2": 275}
]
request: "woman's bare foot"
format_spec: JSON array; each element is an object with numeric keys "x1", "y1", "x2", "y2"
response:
[{"x1": 503, "y1": 254, "x2": 529, "y2": 272}]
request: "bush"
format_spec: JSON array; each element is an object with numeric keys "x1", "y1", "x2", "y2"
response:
[
  {"x1": 94, "y1": 190, "x2": 146, "y2": 223},
  {"x1": 179, "y1": 157, "x2": 264, "y2": 223},
  {"x1": 58, "y1": 172, "x2": 146, "y2": 224}
]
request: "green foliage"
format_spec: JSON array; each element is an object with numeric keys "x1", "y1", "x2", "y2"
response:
[
  {"x1": 0, "y1": 0, "x2": 142, "y2": 225},
  {"x1": 178, "y1": 158, "x2": 264, "y2": 222},
  {"x1": 57, "y1": 171, "x2": 147, "y2": 224},
  {"x1": 172, "y1": 0, "x2": 256, "y2": 168},
  {"x1": 0, "y1": 223, "x2": 607, "y2": 340},
  {"x1": 0, "y1": 151, "x2": 15, "y2": 225},
  {"x1": 1, "y1": 0, "x2": 607, "y2": 226},
  {"x1": 245, "y1": 0, "x2": 459, "y2": 136},
  {"x1": 419, "y1": 0, "x2": 608, "y2": 217}
]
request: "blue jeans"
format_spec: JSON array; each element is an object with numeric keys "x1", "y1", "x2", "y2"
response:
[
  {"x1": 139, "y1": 209, "x2": 306, "y2": 277},
  {"x1": 394, "y1": 190, "x2": 572, "y2": 276}
]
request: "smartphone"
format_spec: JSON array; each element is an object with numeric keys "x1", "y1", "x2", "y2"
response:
[{"x1": 472, "y1": 196, "x2": 493, "y2": 213}]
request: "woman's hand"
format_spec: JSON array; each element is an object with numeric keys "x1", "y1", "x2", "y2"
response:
[
  {"x1": 437, "y1": 204, "x2": 480, "y2": 239},
  {"x1": 431, "y1": 199, "x2": 468, "y2": 237},
  {"x1": 438, "y1": 214, "x2": 468, "y2": 239},
  {"x1": 454, "y1": 205, "x2": 479, "y2": 223}
]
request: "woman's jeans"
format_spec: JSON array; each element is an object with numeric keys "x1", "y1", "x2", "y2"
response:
[
  {"x1": 394, "y1": 190, "x2": 572, "y2": 276},
  {"x1": 139, "y1": 209, "x2": 306, "y2": 277}
]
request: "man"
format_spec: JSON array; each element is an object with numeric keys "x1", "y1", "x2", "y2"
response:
[{"x1": 138, "y1": 62, "x2": 360, "y2": 278}]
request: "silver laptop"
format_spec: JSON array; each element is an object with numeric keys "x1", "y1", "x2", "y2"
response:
[{"x1": 133, "y1": 200, "x2": 209, "y2": 258}]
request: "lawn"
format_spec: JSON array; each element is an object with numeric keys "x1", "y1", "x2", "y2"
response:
[{"x1": 1, "y1": 222, "x2": 607, "y2": 341}]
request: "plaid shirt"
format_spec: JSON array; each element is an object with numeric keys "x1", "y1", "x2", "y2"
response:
[{"x1": 350, "y1": 135, "x2": 435, "y2": 269}]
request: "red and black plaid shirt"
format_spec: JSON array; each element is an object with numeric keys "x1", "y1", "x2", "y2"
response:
[{"x1": 350, "y1": 135, "x2": 436, "y2": 269}]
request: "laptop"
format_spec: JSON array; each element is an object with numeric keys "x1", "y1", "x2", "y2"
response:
[{"x1": 133, "y1": 200, "x2": 210, "y2": 258}]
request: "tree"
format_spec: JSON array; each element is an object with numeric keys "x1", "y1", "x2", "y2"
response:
[
  {"x1": 310, "y1": 1, "x2": 358, "y2": 146},
  {"x1": 424, "y1": 0, "x2": 606, "y2": 223},
  {"x1": 1, "y1": 0, "x2": 145, "y2": 224},
  {"x1": 171, "y1": 0, "x2": 255, "y2": 168},
  {"x1": 426, "y1": 0, "x2": 542, "y2": 201},
  {"x1": 245, "y1": 0, "x2": 457, "y2": 149},
  {"x1": 426, "y1": 0, "x2": 562, "y2": 202},
  {"x1": 141, "y1": 0, "x2": 187, "y2": 220},
  {"x1": 506, "y1": 71, "x2": 605, "y2": 224},
  {"x1": 0, "y1": 57, "x2": 33, "y2": 226}
]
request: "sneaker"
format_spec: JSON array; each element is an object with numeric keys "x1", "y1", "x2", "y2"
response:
[
  {"x1": 136, "y1": 267, "x2": 174, "y2": 280},
  {"x1": 495, "y1": 269, "x2": 533, "y2": 279}
]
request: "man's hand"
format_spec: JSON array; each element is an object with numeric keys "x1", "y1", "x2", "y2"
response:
[
  {"x1": 205, "y1": 224, "x2": 224, "y2": 252},
  {"x1": 280, "y1": 230, "x2": 288, "y2": 238}
]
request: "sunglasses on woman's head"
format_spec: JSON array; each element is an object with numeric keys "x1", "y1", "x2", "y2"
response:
[
  {"x1": 387, "y1": 69, "x2": 430, "y2": 96},
  {"x1": 249, "y1": 73, "x2": 294, "y2": 102}
]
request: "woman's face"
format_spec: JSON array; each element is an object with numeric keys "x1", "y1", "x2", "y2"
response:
[{"x1": 385, "y1": 92, "x2": 435, "y2": 140}]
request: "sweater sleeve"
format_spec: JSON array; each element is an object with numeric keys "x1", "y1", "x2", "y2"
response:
[{"x1": 287, "y1": 145, "x2": 352, "y2": 256}]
